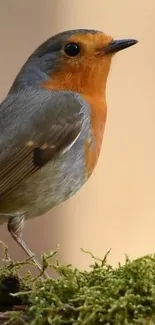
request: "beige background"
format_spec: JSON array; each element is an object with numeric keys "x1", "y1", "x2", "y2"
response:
[{"x1": 0, "y1": 0, "x2": 154, "y2": 272}]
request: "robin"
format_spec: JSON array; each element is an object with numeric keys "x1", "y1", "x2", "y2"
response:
[{"x1": 0, "y1": 29, "x2": 137, "y2": 272}]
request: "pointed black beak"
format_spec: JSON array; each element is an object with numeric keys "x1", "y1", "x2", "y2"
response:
[{"x1": 104, "y1": 39, "x2": 138, "y2": 54}]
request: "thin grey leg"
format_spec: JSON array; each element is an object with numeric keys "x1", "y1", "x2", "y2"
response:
[{"x1": 0, "y1": 213, "x2": 49, "y2": 278}]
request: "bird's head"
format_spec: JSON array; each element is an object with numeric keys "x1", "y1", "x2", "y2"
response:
[{"x1": 10, "y1": 29, "x2": 138, "y2": 96}]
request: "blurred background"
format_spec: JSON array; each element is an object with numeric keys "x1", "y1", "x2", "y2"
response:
[{"x1": 0, "y1": 0, "x2": 154, "y2": 272}]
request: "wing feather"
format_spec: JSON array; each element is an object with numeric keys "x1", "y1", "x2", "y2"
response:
[{"x1": 0, "y1": 90, "x2": 85, "y2": 199}]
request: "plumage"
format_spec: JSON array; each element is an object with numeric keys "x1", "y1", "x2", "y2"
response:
[{"x1": 0, "y1": 89, "x2": 90, "y2": 216}]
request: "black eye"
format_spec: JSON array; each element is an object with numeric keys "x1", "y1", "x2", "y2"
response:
[{"x1": 64, "y1": 43, "x2": 80, "y2": 57}]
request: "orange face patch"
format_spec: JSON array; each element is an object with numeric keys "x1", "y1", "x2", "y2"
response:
[{"x1": 42, "y1": 32, "x2": 113, "y2": 96}]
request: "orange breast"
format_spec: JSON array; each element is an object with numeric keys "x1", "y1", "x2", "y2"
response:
[{"x1": 83, "y1": 95, "x2": 107, "y2": 177}]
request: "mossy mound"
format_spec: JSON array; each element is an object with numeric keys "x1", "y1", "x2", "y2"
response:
[{"x1": 0, "y1": 244, "x2": 155, "y2": 325}]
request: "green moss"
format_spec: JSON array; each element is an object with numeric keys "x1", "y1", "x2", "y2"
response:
[{"x1": 0, "y1": 243, "x2": 155, "y2": 324}]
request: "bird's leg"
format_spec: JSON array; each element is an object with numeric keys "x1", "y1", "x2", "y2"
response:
[{"x1": 0, "y1": 213, "x2": 49, "y2": 278}]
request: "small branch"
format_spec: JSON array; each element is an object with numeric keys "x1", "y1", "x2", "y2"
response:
[
  {"x1": 0, "y1": 310, "x2": 30, "y2": 325},
  {"x1": 0, "y1": 312, "x2": 14, "y2": 325}
]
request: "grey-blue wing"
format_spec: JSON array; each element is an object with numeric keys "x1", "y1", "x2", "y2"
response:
[{"x1": 0, "y1": 89, "x2": 85, "y2": 198}]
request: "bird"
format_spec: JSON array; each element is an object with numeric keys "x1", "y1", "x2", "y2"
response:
[{"x1": 0, "y1": 29, "x2": 138, "y2": 273}]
